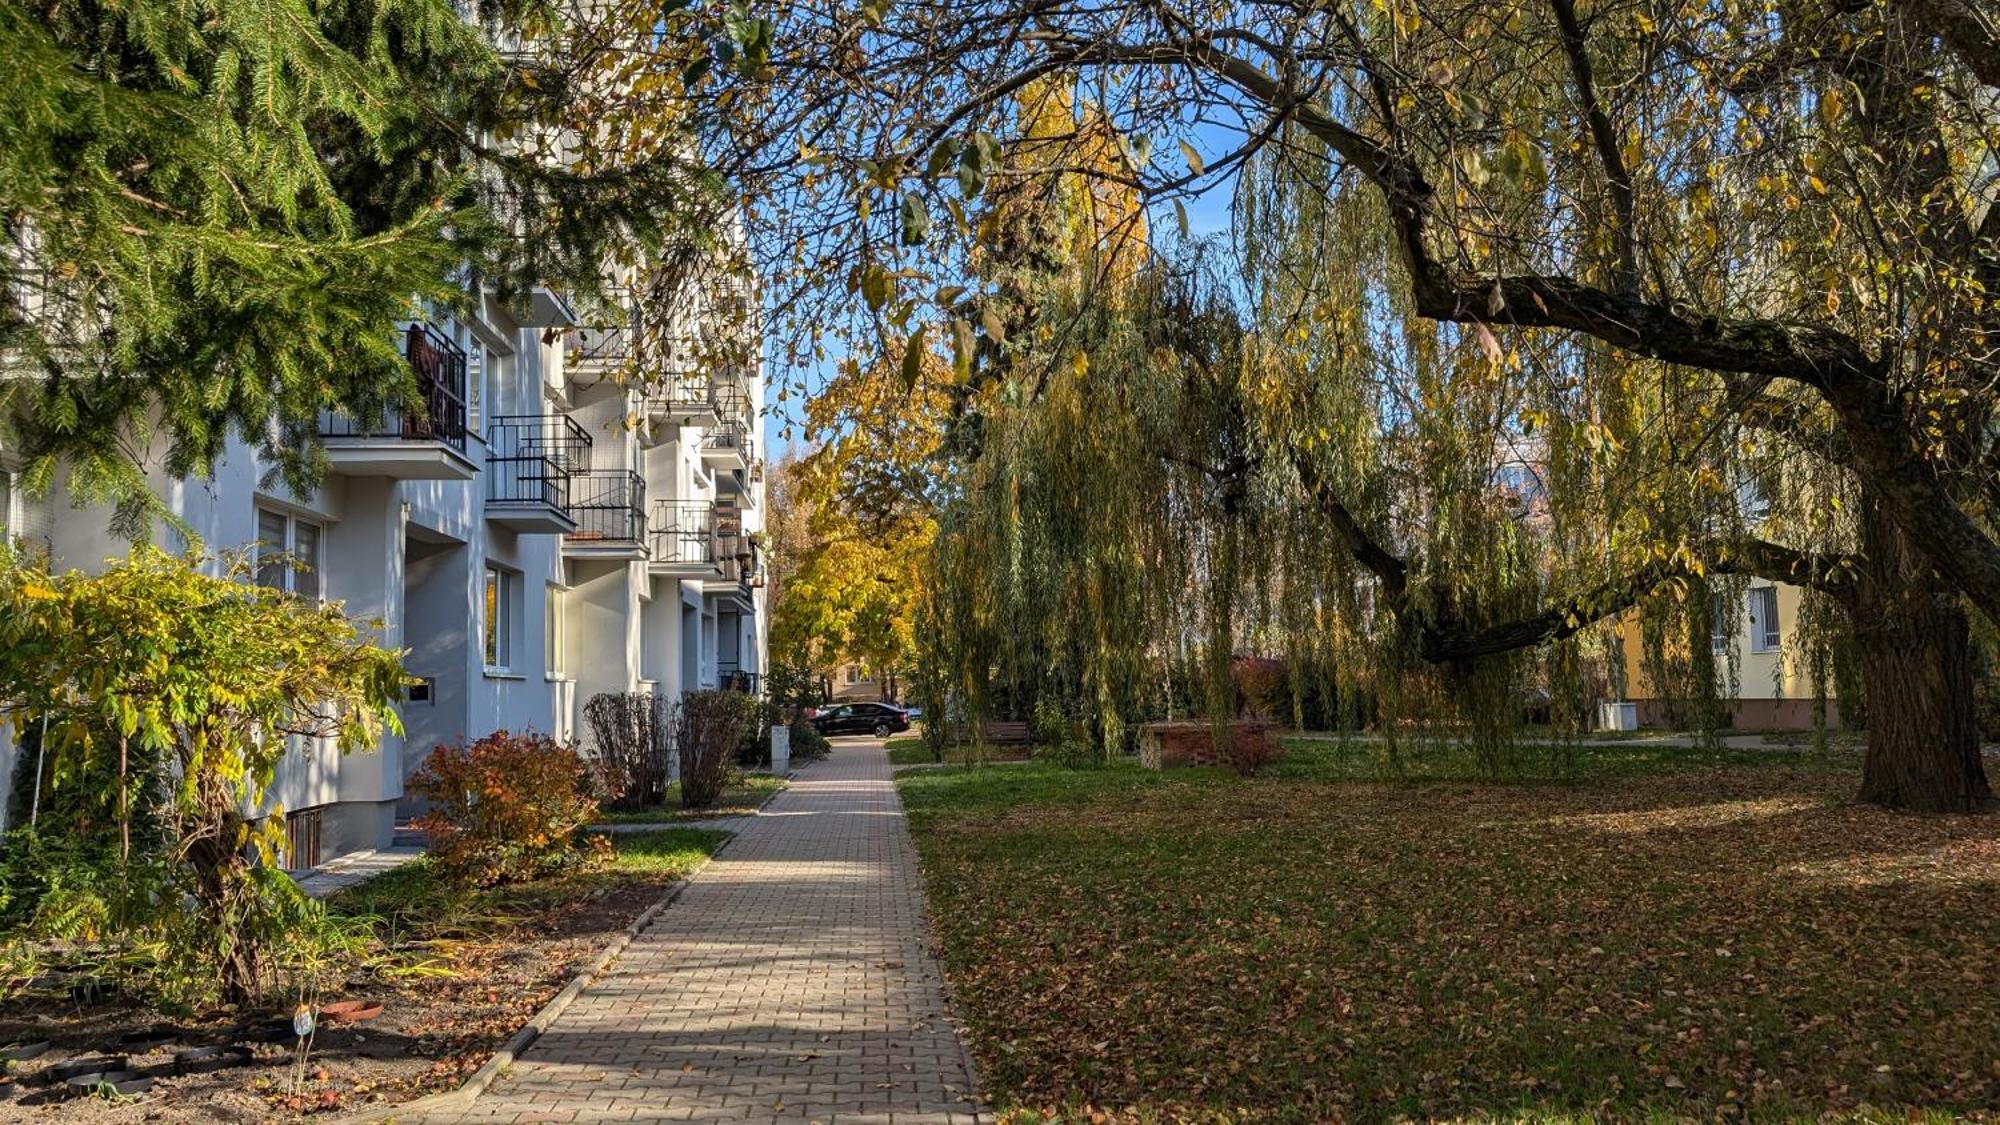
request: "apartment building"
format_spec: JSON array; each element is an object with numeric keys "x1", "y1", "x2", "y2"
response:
[
  {"x1": 1609, "y1": 579, "x2": 1839, "y2": 731},
  {"x1": 0, "y1": 272, "x2": 770, "y2": 867}
]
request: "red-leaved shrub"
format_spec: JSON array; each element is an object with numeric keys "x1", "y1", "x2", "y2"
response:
[
  {"x1": 409, "y1": 731, "x2": 606, "y2": 886},
  {"x1": 1231, "y1": 655, "x2": 1287, "y2": 721}
]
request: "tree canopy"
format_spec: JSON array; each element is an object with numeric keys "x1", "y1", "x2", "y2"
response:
[
  {"x1": 688, "y1": 0, "x2": 1998, "y2": 809},
  {"x1": 0, "y1": 0, "x2": 749, "y2": 529}
]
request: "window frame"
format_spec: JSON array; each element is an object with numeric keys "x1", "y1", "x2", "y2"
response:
[
  {"x1": 483, "y1": 563, "x2": 519, "y2": 673},
  {"x1": 1748, "y1": 586, "x2": 1782, "y2": 654},
  {"x1": 1709, "y1": 593, "x2": 1731, "y2": 655},
  {"x1": 254, "y1": 506, "x2": 324, "y2": 601}
]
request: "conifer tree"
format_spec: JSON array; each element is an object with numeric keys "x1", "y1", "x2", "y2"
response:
[{"x1": 0, "y1": 0, "x2": 734, "y2": 530}]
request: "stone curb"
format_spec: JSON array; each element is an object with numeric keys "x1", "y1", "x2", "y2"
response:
[
  {"x1": 330, "y1": 834, "x2": 736, "y2": 1124},
  {"x1": 582, "y1": 769, "x2": 793, "y2": 833}
]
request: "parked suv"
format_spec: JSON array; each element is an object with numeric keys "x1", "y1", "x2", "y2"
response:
[{"x1": 810, "y1": 702, "x2": 911, "y2": 738}]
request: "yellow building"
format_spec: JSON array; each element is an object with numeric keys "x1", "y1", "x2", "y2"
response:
[{"x1": 1616, "y1": 580, "x2": 1841, "y2": 730}]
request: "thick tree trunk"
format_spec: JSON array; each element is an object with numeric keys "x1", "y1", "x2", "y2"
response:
[
  {"x1": 1853, "y1": 596, "x2": 1992, "y2": 812},
  {"x1": 1852, "y1": 506, "x2": 1994, "y2": 813}
]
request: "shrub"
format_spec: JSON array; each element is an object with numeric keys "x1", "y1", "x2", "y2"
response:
[
  {"x1": 582, "y1": 691, "x2": 672, "y2": 810},
  {"x1": 0, "y1": 547, "x2": 403, "y2": 1006},
  {"x1": 1232, "y1": 655, "x2": 1287, "y2": 721},
  {"x1": 788, "y1": 718, "x2": 831, "y2": 762},
  {"x1": 1218, "y1": 721, "x2": 1283, "y2": 776},
  {"x1": 676, "y1": 691, "x2": 759, "y2": 809},
  {"x1": 410, "y1": 731, "x2": 605, "y2": 886}
]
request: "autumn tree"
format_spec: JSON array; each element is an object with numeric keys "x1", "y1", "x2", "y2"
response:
[
  {"x1": 767, "y1": 348, "x2": 947, "y2": 701},
  {"x1": 649, "y1": 0, "x2": 1998, "y2": 811},
  {"x1": 0, "y1": 548, "x2": 404, "y2": 1005}
]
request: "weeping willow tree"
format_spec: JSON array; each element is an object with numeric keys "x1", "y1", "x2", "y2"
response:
[{"x1": 917, "y1": 98, "x2": 1870, "y2": 782}]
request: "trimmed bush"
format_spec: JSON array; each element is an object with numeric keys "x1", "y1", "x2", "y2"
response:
[
  {"x1": 676, "y1": 691, "x2": 760, "y2": 810},
  {"x1": 583, "y1": 691, "x2": 672, "y2": 810},
  {"x1": 410, "y1": 732, "x2": 605, "y2": 886}
]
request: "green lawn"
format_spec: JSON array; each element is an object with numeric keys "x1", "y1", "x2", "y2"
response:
[
  {"x1": 887, "y1": 737, "x2": 1034, "y2": 766},
  {"x1": 331, "y1": 827, "x2": 729, "y2": 937},
  {"x1": 594, "y1": 773, "x2": 787, "y2": 823},
  {"x1": 1271, "y1": 732, "x2": 1863, "y2": 784},
  {"x1": 899, "y1": 741, "x2": 2000, "y2": 1122}
]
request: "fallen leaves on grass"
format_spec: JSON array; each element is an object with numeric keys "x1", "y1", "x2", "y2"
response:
[{"x1": 904, "y1": 761, "x2": 2000, "y2": 1122}]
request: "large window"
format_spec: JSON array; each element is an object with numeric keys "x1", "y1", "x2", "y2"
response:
[
  {"x1": 1748, "y1": 587, "x2": 1782, "y2": 653},
  {"x1": 1709, "y1": 594, "x2": 1730, "y2": 654},
  {"x1": 254, "y1": 508, "x2": 322, "y2": 600},
  {"x1": 484, "y1": 564, "x2": 518, "y2": 671}
]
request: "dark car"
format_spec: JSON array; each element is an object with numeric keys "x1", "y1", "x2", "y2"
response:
[{"x1": 810, "y1": 702, "x2": 911, "y2": 738}]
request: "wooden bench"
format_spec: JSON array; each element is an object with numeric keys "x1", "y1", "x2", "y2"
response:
[{"x1": 979, "y1": 720, "x2": 1032, "y2": 747}]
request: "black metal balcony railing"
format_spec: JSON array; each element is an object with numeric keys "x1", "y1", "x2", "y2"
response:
[
  {"x1": 564, "y1": 287, "x2": 636, "y2": 368},
  {"x1": 716, "y1": 276, "x2": 755, "y2": 320},
  {"x1": 487, "y1": 414, "x2": 590, "y2": 510},
  {"x1": 719, "y1": 665, "x2": 763, "y2": 697},
  {"x1": 651, "y1": 500, "x2": 716, "y2": 565},
  {"x1": 566, "y1": 470, "x2": 647, "y2": 545},
  {"x1": 322, "y1": 323, "x2": 469, "y2": 452},
  {"x1": 712, "y1": 383, "x2": 748, "y2": 421},
  {"x1": 703, "y1": 418, "x2": 753, "y2": 458},
  {"x1": 642, "y1": 369, "x2": 715, "y2": 415}
]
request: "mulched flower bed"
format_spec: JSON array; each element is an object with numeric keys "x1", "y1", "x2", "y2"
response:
[{"x1": 1, "y1": 829, "x2": 724, "y2": 1120}]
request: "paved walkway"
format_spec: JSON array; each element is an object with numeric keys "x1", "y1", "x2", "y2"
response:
[
  {"x1": 298, "y1": 845, "x2": 426, "y2": 899},
  {"x1": 430, "y1": 737, "x2": 986, "y2": 1124}
]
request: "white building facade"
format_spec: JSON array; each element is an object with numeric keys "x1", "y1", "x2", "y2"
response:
[{"x1": 0, "y1": 274, "x2": 770, "y2": 867}]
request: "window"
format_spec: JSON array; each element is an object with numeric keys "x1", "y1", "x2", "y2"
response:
[
  {"x1": 0, "y1": 468, "x2": 14, "y2": 538},
  {"x1": 1749, "y1": 586, "x2": 1781, "y2": 653},
  {"x1": 1739, "y1": 478, "x2": 1772, "y2": 522},
  {"x1": 545, "y1": 584, "x2": 566, "y2": 676},
  {"x1": 255, "y1": 508, "x2": 323, "y2": 599},
  {"x1": 1709, "y1": 593, "x2": 1731, "y2": 654},
  {"x1": 484, "y1": 564, "x2": 517, "y2": 670}
]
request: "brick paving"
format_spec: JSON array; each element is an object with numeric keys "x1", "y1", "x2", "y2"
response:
[{"x1": 425, "y1": 737, "x2": 986, "y2": 1124}]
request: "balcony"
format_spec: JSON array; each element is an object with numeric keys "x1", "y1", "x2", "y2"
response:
[
  {"x1": 701, "y1": 418, "x2": 753, "y2": 473},
  {"x1": 486, "y1": 414, "x2": 590, "y2": 533},
  {"x1": 563, "y1": 470, "x2": 648, "y2": 560},
  {"x1": 649, "y1": 500, "x2": 722, "y2": 578},
  {"x1": 713, "y1": 383, "x2": 748, "y2": 422},
  {"x1": 700, "y1": 528, "x2": 759, "y2": 611},
  {"x1": 643, "y1": 369, "x2": 718, "y2": 430},
  {"x1": 718, "y1": 664, "x2": 763, "y2": 697},
  {"x1": 322, "y1": 322, "x2": 477, "y2": 480},
  {"x1": 564, "y1": 286, "x2": 636, "y2": 379}
]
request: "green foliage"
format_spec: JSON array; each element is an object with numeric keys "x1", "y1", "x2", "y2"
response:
[
  {"x1": 0, "y1": 546, "x2": 404, "y2": 1005},
  {"x1": 787, "y1": 717, "x2": 832, "y2": 763},
  {"x1": 0, "y1": 0, "x2": 723, "y2": 531},
  {"x1": 410, "y1": 731, "x2": 607, "y2": 887}
]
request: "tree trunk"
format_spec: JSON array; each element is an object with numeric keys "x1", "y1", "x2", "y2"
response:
[
  {"x1": 1852, "y1": 505, "x2": 1993, "y2": 812},
  {"x1": 1853, "y1": 596, "x2": 1992, "y2": 811}
]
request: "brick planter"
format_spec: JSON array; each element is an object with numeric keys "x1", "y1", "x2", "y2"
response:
[{"x1": 1137, "y1": 720, "x2": 1278, "y2": 771}]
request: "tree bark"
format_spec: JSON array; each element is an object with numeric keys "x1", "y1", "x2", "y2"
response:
[
  {"x1": 1851, "y1": 506, "x2": 1994, "y2": 812},
  {"x1": 1852, "y1": 597, "x2": 1991, "y2": 811}
]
